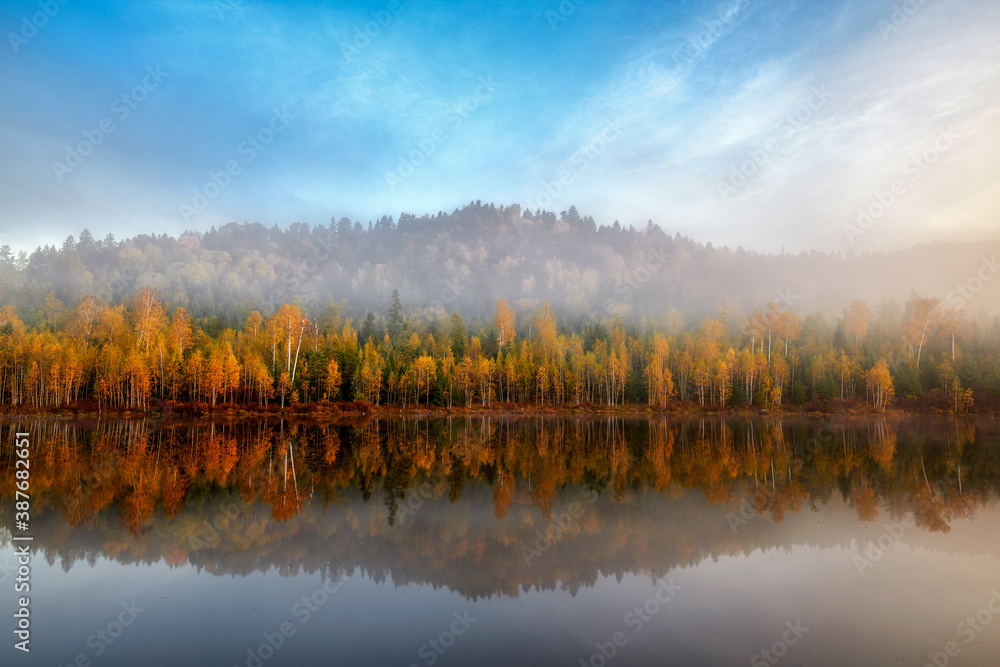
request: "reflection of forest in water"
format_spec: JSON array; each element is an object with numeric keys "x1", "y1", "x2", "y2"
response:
[{"x1": 2, "y1": 417, "x2": 999, "y2": 598}]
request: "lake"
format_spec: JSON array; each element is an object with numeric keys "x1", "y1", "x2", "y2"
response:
[{"x1": 1, "y1": 416, "x2": 999, "y2": 666}]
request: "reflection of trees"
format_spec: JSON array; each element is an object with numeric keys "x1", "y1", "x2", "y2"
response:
[
  {"x1": 161, "y1": 466, "x2": 188, "y2": 519},
  {"x1": 7, "y1": 416, "x2": 1000, "y2": 531},
  {"x1": 3, "y1": 416, "x2": 1000, "y2": 589},
  {"x1": 493, "y1": 470, "x2": 513, "y2": 519},
  {"x1": 261, "y1": 442, "x2": 302, "y2": 522},
  {"x1": 869, "y1": 419, "x2": 896, "y2": 472},
  {"x1": 644, "y1": 419, "x2": 674, "y2": 491},
  {"x1": 850, "y1": 483, "x2": 879, "y2": 522}
]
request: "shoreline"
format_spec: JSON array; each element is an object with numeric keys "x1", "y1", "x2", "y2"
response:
[{"x1": 0, "y1": 397, "x2": 991, "y2": 422}]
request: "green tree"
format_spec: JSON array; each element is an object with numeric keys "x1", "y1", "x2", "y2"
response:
[
  {"x1": 386, "y1": 289, "x2": 405, "y2": 349},
  {"x1": 449, "y1": 312, "x2": 468, "y2": 358}
]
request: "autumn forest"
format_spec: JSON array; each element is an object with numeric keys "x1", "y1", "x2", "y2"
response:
[
  {"x1": 0, "y1": 280, "x2": 997, "y2": 415},
  {"x1": 2, "y1": 214, "x2": 1000, "y2": 414}
]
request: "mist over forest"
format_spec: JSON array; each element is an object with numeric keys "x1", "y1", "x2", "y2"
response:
[{"x1": 2, "y1": 202, "x2": 998, "y2": 333}]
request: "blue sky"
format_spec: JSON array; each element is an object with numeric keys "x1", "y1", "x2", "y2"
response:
[{"x1": 1, "y1": 0, "x2": 998, "y2": 253}]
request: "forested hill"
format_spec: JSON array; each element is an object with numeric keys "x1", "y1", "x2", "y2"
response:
[{"x1": 1, "y1": 201, "x2": 998, "y2": 326}]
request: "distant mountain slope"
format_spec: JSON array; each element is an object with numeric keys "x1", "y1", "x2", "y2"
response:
[{"x1": 2, "y1": 202, "x2": 998, "y2": 326}]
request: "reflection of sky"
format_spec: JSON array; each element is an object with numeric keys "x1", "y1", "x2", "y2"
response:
[{"x1": 2, "y1": 493, "x2": 999, "y2": 666}]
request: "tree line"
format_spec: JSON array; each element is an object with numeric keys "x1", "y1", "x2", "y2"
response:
[
  {"x1": 3, "y1": 206, "x2": 998, "y2": 329},
  {"x1": 2, "y1": 285, "x2": 997, "y2": 412}
]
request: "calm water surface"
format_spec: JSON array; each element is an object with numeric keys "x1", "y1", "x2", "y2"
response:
[{"x1": 1, "y1": 416, "x2": 999, "y2": 666}]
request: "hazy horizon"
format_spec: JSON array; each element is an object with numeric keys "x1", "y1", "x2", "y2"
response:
[{"x1": 3, "y1": 210, "x2": 1000, "y2": 259}]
